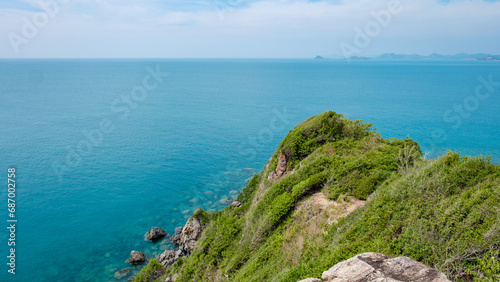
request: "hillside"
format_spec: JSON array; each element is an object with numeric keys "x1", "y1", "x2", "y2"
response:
[{"x1": 134, "y1": 111, "x2": 500, "y2": 282}]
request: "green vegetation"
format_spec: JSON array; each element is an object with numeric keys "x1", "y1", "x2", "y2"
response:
[
  {"x1": 136, "y1": 111, "x2": 500, "y2": 281},
  {"x1": 133, "y1": 259, "x2": 166, "y2": 282}
]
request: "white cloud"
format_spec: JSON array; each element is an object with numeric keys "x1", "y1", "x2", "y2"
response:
[{"x1": 1, "y1": 0, "x2": 500, "y2": 57}]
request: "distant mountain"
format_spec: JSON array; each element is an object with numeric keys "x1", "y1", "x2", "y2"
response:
[
  {"x1": 316, "y1": 53, "x2": 500, "y2": 60},
  {"x1": 377, "y1": 53, "x2": 424, "y2": 60},
  {"x1": 375, "y1": 53, "x2": 499, "y2": 60}
]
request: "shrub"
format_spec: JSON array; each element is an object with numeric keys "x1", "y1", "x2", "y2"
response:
[{"x1": 134, "y1": 259, "x2": 166, "y2": 282}]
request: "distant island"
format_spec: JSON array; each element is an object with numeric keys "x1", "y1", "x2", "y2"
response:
[{"x1": 315, "y1": 53, "x2": 500, "y2": 61}]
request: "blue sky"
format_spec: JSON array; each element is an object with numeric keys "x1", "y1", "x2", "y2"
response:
[{"x1": 1, "y1": 0, "x2": 500, "y2": 58}]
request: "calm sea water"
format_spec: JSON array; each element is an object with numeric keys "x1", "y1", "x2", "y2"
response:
[{"x1": 0, "y1": 59, "x2": 499, "y2": 281}]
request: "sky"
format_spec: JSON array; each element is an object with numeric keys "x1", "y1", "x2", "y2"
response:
[{"x1": 1, "y1": 0, "x2": 500, "y2": 58}]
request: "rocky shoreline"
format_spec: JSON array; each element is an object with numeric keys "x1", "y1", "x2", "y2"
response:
[{"x1": 117, "y1": 205, "x2": 233, "y2": 281}]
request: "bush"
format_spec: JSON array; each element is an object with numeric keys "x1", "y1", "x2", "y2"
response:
[
  {"x1": 134, "y1": 259, "x2": 166, "y2": 282},
  {"x1": 237, "y1": 174, "x2": 260, "y2": 204}
]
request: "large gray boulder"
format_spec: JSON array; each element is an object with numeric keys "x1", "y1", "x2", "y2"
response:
[
  {"x1": 320, "y1": 252, "x2": 450, "y2": 282},
  {"x1": 145, "y1": 227, "x2": 167, "y2": 241}
]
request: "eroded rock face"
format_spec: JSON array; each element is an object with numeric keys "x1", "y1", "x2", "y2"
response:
[
  {"x1": 157, "y1": 249, "x2": 183, "y2": 268},
  {"x1": 276, "y1": 151, "x2": 287, "y2": 177},
  {"x1": 125, "y1": 251, "x2": 146, "y2": 265},
  {"x1": 172, "y1": 216, "x2": 203, "y2": 254},
  {"x1": 268, "y1": 151, "x2": 288, "y2": 181},
  {"x1": 158, "y1": 216, "x2": 205, "y2": 268},
  {"x1": 145, "y1": 227, "x2": 167, "y2": 241},
  {"x1": 320, "y1": 252, "x2": 450, "y2": 282},
  {"x1": 174, "y1": 226, "x2": 183, "y2": 237}
]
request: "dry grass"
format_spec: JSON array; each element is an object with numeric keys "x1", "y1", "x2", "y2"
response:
[{"x1": 281, "y1": 192, "x2": 366, "y2": 265}]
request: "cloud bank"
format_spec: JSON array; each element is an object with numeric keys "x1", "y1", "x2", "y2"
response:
[{"x1": 1, "y1": 0, "x2": 500, "y2": 58}]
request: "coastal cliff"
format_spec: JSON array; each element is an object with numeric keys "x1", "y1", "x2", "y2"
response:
[{"x1": 133, "y1": 111, "x2": 500, "y2": 281}]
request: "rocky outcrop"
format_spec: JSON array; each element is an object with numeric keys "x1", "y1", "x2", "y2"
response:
[
  {"x1": 158, "y1": 215, "x2": 206, "y2": 268},
  {"x1": 230, "y1": 200, "x2": 241, "y2": 207},
  {"x1": 298, "y1": 279, "x2": 322, "y2": 282},
  {"x1": 125, "y1": 250, "x2": 146, "y2": 265},
  {"x1": 268, "y1": 151, "x2": 288, "y2": 180},
  {"x1": 145, "y1": 227, "x2": 167, "y2": 241},
  {"x1": 276, "y1": 151, "x2": 287, "y2": 177},
  {"x1": 157, "y1": 249, "x2": 182, "y2": 268},
  {"x1": 172, "y1": 216, "x2": 203, "y2": 254},
  {"x1": 300, "y1": 253, "x2": 450, "y2": 282}
]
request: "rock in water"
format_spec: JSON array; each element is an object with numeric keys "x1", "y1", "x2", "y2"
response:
[
  {"x1": 320, "y1": 252, "x2": 450, "y2": 282},
  {"x1": 114, "y1": 268, "x2": 131, "y2": 280},
  {"x1": 219, "y1": 197, "x2": 232, "y2": 204},
  {"x1": 145, "y1": 227, "x2": 167, "y2": 241},
  {"x1": 125, "y1": 250, "x2": 146, "y2": 265}
]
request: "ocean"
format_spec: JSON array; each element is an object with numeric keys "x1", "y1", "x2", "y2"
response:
[{"x1": 0, "y1": 59, "x2": 499, "y2": 281}]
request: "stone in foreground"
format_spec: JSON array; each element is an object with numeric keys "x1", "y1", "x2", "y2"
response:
[{"x1": 320, "y1": 252, "x2": 450, "y2": 282}]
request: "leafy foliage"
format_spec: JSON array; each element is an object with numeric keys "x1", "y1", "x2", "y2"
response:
[{"x1": 134, "y1": 259, "x2": 166, "y2": 282}]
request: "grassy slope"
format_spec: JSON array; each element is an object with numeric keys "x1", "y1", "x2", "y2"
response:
[{"x1": 136, "y1": 111, "x2": 500, "y2": 282}]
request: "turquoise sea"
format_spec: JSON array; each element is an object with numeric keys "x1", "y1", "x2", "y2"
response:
[{"x1": 0, "y1": 59, "x2": 499, "y2": 281}]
